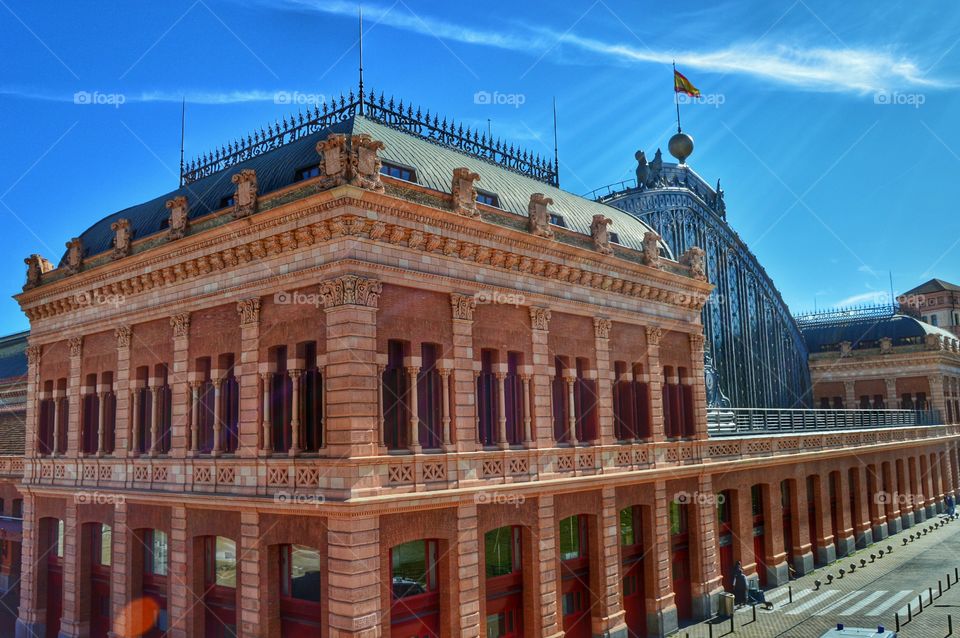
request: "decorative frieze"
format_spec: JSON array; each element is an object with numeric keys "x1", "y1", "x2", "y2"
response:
[
  {"x1": 236, "y1": 298, "x2": 261, "y2": 325},
  {"x1": 165, "y1": 196, "x2": 189, "y2": 240},
  {"x1": 530, "y1": 307, "x2": 551, "y2": 331},
  {"x1": 170, "y1": 313, "x2": 190, "y2": 338},
  {"x1": 450, "y1": 293, "x2": 476, "y2": 321},
  {"x1": 319, "y1": 275, "x2": 382, "y2": 309},
  {"x1": 451, "y1": 167, "x2": 481, "y2": 218}
]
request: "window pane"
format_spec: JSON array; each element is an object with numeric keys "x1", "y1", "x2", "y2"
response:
[
  {"x1": 559, "y1": 516, "x2": 580, "y2": 560},
  {"x1": 392, "y1": 540, "x2": 429, "y2": 598},
  {"x1": 288, "y1": 545, "x2": 321, "y2": 601},
  {"x1": 484, "y1": 528, "x2": 513, "y2": 577},
  {"x1": 619, "y1": 508, "x2": 635, "y2": 546},
  {"x1": 152, "y1": 531, "x2": 168, "y2": 576},
  {"x1": 57, "y1": 519, "x2": 65, "y2": 558},
  {"x1": 100, "y1": 525, "x2": 112, "y2": 566},
  {"x1": 215, "y1": 537, "x2": 237, "y2": 588}
]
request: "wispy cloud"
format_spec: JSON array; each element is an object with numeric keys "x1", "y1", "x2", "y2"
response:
[
  {"x1": 265, "y1": 0, "x2": 949, "y2": 93},
  {"x1": 834, "y1": 290, "x2": 893, "y2": 307},
  {"x1": 0, "y1": 88, "x2": 311, "y2": 105}
]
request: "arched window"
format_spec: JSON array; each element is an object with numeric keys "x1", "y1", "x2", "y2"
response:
[{"x1": 382, "y1": 340, "x2": 409, "y2": 450}]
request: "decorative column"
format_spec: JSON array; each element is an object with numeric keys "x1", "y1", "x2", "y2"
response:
[
  {"x1": 375, "y1": 356, "x2": 387, "y2": 455},
  {"x1": 238, "y1": 510, "x2": 262, "y2": 637},
  {"x1": 843, "y1": 380, "x2": 857, "y2": 409},
  {"x1": 405, "y1": 358, "x2": 422, "y2": 454},
  {"x1": 760, "y1": 482, "x2": 789, "y2": 586},
  {"x1": 520, "y1": 366, "x2": 533, "y2": 447},
  {"x1": 535, "y1": 495, "x2": 562, "y2": 638},
  {"x1": 166, "y1": 505, "x2": 188, "y2": 638},
  {"x1": 96, "y1": 380, "x2": 109, "y2": 456},
  {"x1": 688, "y1": 333, "x2": 709, "y2": 439},
  {"x1": 885, "y1": 378, "x2": 899, "y2": 409},
  {"x1": 691, "y1": 476, "x2": 724, "y2": 617},
  {"x1": 789, "y1": 478, "x2": 815, "y2": 575},
  {"x1": 169, "y1": 313, "x2": 191, "y2": 457},
  {"x1": 258, "y1": 370, "x2": 273, "y2": 455},
  {"x1": 645, "y1": 327, "x2": 665, "y2": 441},
  {"x1": 450, "y1": 294, "x2": 479, "y2": 453},
  {"x1": 593, "y1": 318, "x2": 616, "y2": 445},
  {"x1": 288, "y1": 368, "x2": 303, "y2": 456},
  {"x1": 149, "y1": 376, "x2": 162, "y2": 456},
  {"x1": 438, "y1": 361, "x2": 453, "y2": 451},
  {"x1": 594, "y1": 486, "x2": 628, "y2": 632},
  {"x1": 188, "y1": 381, "x2": 201, "y2": 455},
  {"x1": 67, "y1": 337, "x2": 83, "y2": 456},
  {"x1": 236, "y1": 299, "x2": 261, "y2": 457},
  {"x1": 210, "y1": 377, "x2": 223, "y2": 456},
  {"x1": 319, "y1": 275, "x2": 381, "y2": 461},
  {"x1": 114, "y1": 326, "x2": 132, "y2": 457},
  {"x1": 495, "y1": 366, "x2": 508, "y2": 449},
  {"x1": 52, "y1": 389, "x2": 63, "y2": 456},
  {"x1": 529, "y1": 306, "x2": 552, "y2": 448},
  {"x1": 456, "y1": 503, "x2": 481, "y2": 637},
  {"x1": 649, "y1": 480, "x2": 678, "y2": 636},
  {"x1": 326, "y1": 516, "x2": 381, "y2": 637},
  {"x1": 848, "y1": 466, "x2": 874, "y2": 549},
  {"x1": 130, "y1": 382, "x2": 143, "y2": 456},
  {"x1": 929, "y1": 375, "x2": 948, "y2": 423},
  {"x1": 563, "y1": 369, "x2": 577, "y2": 445},
  {"x1": 108, "y1": 500, "x2": 129, "y2": 638},
  {"x1": 24, "y1": 345, "x2": 42, "y2": 465}
]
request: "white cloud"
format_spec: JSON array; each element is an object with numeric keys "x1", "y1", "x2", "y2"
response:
[
  {"x1": 268, "y1": 0, "x2": 948, "y2": 93},
  {"x1": 834, "y1": 290, "x2": 893, "y2": 307}
]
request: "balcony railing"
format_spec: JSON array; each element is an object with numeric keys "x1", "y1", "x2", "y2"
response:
[{"x1": 708, "y1": 407, "x2": 943, "y2": 437}]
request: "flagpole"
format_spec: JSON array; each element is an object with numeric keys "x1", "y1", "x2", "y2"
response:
[{"x1": 673, "y1": 61, "x2": 682, "y2": 133}]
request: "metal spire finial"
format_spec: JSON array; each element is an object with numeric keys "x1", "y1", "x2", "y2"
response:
[{"x1": 358, "y1": 6, "x2": 365, "y2": 115}]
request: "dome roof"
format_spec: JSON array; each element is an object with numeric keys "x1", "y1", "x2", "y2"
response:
[
  {"x1": 802, "y1": 314, "x2": 957, "y2": 353},
  {"x1": 62, "y1": 112, "x2": 671, "y2": 265}
]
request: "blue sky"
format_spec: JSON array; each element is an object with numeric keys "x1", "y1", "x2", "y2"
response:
[{"x1": 0, "y1": 0, "x2": 958, "y2": 335}]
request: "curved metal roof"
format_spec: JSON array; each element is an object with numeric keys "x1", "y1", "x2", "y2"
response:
[
  {"x1": 802, "y1": 314, "x2": 957, "y2": 352},
  {"x1": 61, "y1": 115, "x2": 669, "y2": 265}
]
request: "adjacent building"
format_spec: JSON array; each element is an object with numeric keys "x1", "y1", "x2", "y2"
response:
[{"x1": 900, "y1": 278, "x2": 960, "y2": 336}]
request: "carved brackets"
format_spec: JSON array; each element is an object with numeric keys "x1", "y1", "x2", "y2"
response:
[
  {"x1": 528, "y1": 193, "x2": 555, "y2": 239},
  {"x1": 165, "y1": 196, "x2": 189, "y2": 240},
  {"x1": 451, "y1": 167, "x2": 481, "y2": 217},
  {"x1": 231, "y1": 169, "x2": 259, "y2": 218}
]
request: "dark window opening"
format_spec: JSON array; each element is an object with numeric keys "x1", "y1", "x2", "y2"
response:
[
  {"x1": 549, "y1": 213, "x2": 566, "y2": 227},
  {"x1": 381, "y1": 162, "x2": 417, "y2": 182},
  {"x1": 294, "y1": 164, "x2": 320, "y2": 182},
  {"x1": 476, "y1": 191, "x2": 500, "y2": 207}
]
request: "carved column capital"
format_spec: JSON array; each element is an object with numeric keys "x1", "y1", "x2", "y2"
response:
[
  {"x1": 450, "y1": 293, "x2": 476, "y2": 321},
  {"x1": 529, "y1": 306, "x2": 551, "y2": 331},
  {"x1": 26, "y1": 345, "x2": 42, "y2": 366},
  {"x1": 170, "y1": 313, "x2": 191, "y2": 338},
  {"x1": 689, "y1": 333, "x2": 705, "y2": 351},
  {"x1": 236, "y1": 298, "x2": 262, "y2": 325},
  {"x1": 319, "y1": 275, "x2": 382, "y2": 309},
  {"x1": 593, "y1": 317, "x2": 611, "y2": 339},
  {"x1": 115, "y1": 325, "x2": 132, "y2": 349},
  {"x1": 68, "y1": 337, "x2": 83, "y2": 358},
  {"x1": 645, "y1": 326, "x2": 663, "y2": 346}
]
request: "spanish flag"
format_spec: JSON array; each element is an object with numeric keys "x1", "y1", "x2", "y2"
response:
[{"x1": 674, "y1": 69, "x2": 701, "y2": 98}]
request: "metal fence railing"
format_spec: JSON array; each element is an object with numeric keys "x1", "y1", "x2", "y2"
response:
[{"x1": 707, "y1": 407, "x2": 943, "y2": 437}]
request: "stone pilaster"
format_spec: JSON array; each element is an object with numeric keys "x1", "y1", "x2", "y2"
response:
[
  {"x1": 594, "y1": 487, "x2": 627, "y2": 636},
  {"x1": 908, "y1": 456, "x2": 926, "y2": 524},
  {"x1": 688, "y1": 333, "x2": 709, "y2": 439},
  {"x1": 15, "y1": 494, "x2": 43, "y2": 638},
  {"x1": 114, "y1": 326, "x2": 132, "y2": 458},
  {"x1": 789, "y1": 479, "x2": 815, "y2": 575},
  {"x1": 169, "y1": 314, "x2": 190, "y2": 458},
  {"x1": 760, "y1": 482, "x2": 789, "y2": 586},
  {"x1": 593, "y1": 318, "x2": 616, "y2": 446},
  {"x1": 451, "y1": 294, "x2": 479, "y2": 455},
  {"x1": 920, "y1": 454, "x2": 936, "y2": 518},
  {"x1": 813, "y1": 476, "x2": 836, "y2": 566},
  {"x1": 529, "y1": 307, "x2": 553, "y2": 450},
  {"x1": 236, "y1": 299, "x2": 262, "y2": 456},
  {"x1": 866, "y1": 464, "x2": 888, "y2": 541},
  {"x1": 645, "y1": 328, "x2": 664, "y2": 441},
  {"x1": 67, "y1": 337, "x2": 83, "y2": 456},
  {"x1": 238, "y1": 510, "x2": 262, "y2": 636},
  {"x1": 732, "y1": 485, "x2": 758, "y2": 582},
  {"x1": 885, "y1": 378, "x2": 899, "y2": 409},
  {"x1": 884, "y1": 461, "x2": 903, "y2": 534},
  {"x1": 834, "y1": 471, "x2": 856, "y2": 558},
  {"x1": 535, "y1": 495, "x2": 562, "y2": 638},
  {"x1": 167, "y1": 505, "x2": 188, "y2": 638},
  {"x1": 648, "y1": 481, "x2": 678, "y2": 637},
  {"x1": 320, "y1": 275, "x2": 381, "y2": 462},
  {"x1": 327, "y1": 515, "x2": 381, "y2": 637},
  {"x1": 57, "y1": 498, "x2": 84, "y2": 638},
  {"x1": 848, "y1": 466, "x2": 874, "y2": 549},
  {"x1": 456, "y1": 503, "x2": 481, "y2": 637},
  {"x1": 691, "y1": 476, "x2": 723, "y2": 617},
  {"x1": 108, "y1": 500, "x2": 129, "y2": 638},
  {"x1": 25, "y1": 345, "x2": 42, "y2": 460},
  {"x1": 843, "y1": 380, "x2": 857, "y2": 409},
  {"x1": 929, "y1": 375, "x2": 948, "y2": 422}
]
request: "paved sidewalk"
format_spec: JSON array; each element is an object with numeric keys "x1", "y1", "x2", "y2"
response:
[{"x1": 676, "y1": 513, "x2": 960, "y2": 637}]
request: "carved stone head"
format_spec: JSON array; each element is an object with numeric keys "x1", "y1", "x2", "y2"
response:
[
  {"x1": 23, "y1": 254, "x2": 53, "y2": 289},
  {"x1": 528, "y1": 193, "x2": 555, "y2": 239},
  {"x1": 165, "y1": 196, "x2": 189, "y2": 240},
  {"x1": 590, "y1": 214, "x2": 614, "y2": 255},
  {"x1": 231, "y1": 169, "x2": 259, "y2": 218},
  {"x1": 642, "y1": 231, "x2": 661, "y2": 269},
  {"x1": 451, "y1": 167, "x2": 481, "y2": 217}
]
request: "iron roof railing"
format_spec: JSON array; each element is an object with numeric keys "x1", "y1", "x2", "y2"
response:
[
  {"x1": 707, "y1": 407, "x2": 943, "y2": 437},
  {"x1": 181, "y1": 89, "x2": 559, "y2": 187},
  {"x1": 794, "y1": 303, "x2": 901, "y2": 328}
]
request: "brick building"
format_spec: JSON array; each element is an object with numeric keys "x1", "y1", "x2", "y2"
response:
[
  {"x1": 900, "y1": 278, "x2": 960, "y2": 336},
  {"x1": 10, "y1": 92, "x2": 960, "y2": 638}
]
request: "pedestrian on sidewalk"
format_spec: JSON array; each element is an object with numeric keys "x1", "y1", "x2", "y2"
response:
[{"x1": 732, "y1": 560, "x2": 747, "y2": 606}]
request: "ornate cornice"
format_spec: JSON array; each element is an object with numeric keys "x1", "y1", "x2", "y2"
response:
[
  {"x1": 530, "y1": 307, "x2": 551, "y2": 331},
  {"x1": 21, "y1": 197, "x2": 708, "y2": 323},
  {"x1": 319, "y1": 275, "x2": 382, "y2": 309},
  {"x1": 170, "y1": 313, "x2": 191, "y2": 338},
  {"x1": 450, "y1": 293, "x2": 476, "y2": 321},
  {"x1": 236, "y1": 298, "x2": 262, "y2": 325}
]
